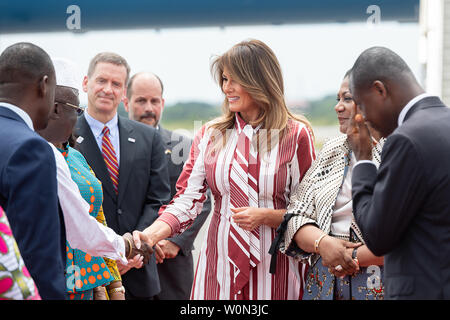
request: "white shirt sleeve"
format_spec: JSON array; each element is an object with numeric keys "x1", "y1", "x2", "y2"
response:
[{"x1": 49, "y1": 143, "x2": 127, "y2": 264}]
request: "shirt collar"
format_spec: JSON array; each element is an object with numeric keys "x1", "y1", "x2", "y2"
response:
[
  {"x1": 0, "y1": 102, "x2": 34, "y2": 131},
  {"x1": 234, "y1": 112, "x2": 262, "y2": 136},
  {"x1": 398, "y1": 93, "x2": 433, "y2": 126},
  {"x1": 84, "y1": 109, "x2": 118, "y2": 138}
]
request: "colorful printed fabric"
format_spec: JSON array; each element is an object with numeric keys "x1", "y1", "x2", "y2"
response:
[
  {"x1": 67, "y1": 288, "x2": 93, "y2": 301},
  {"x1": 95, "y1": 206, "x2": 121, "y2": 282},
  {"x1": 59, "y1": 146, "x2": 112, "y2": 298},
  {"x1": 0, "y1": 206, "x2": 41, "y2": 300},
  {"x1": 304, "y1": 256, "x2": 384, "y2": 300}
]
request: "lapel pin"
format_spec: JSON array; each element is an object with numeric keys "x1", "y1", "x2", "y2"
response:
[
  {"x1": 76, "y1": 136, "x2": 84, "y2": 144},
  {"x1": 128, "y1": 137, "x2": 136, "y2": 143},
  {"x1": 165, "y1": 149, "x2": 172, "y2": 154}
]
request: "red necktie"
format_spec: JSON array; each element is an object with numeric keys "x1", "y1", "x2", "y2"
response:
[
  {"x1": 228, "y1": 116, "x2": 260, "y2": 295},
  {"x1": 101, "y1": 126, "x2": 119, "y2": 194}
]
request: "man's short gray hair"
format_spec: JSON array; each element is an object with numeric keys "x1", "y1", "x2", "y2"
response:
[{"x1": 87, "y1": 52, "x2": 130, "y2": 84}]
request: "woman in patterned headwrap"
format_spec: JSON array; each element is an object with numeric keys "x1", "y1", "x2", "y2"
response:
[{"x1": 276, "y1": 70, "x2": 385, "y2": 300}]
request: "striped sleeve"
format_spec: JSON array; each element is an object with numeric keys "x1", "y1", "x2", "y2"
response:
[
  {"x1": 289, "y1": 123, "x2": 316, "y2": 196},
  {"x1": 158, "y1": 124, "x2": 210, "y2": 236}
]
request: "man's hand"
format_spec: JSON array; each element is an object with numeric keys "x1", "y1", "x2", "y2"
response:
[
  {"x1": 346, "y1": 104, "x2": 373, "y2": 161},
  {"x1": 318, "y1": 235, "x2": 361, "y2": 275},
  {"x1": 328, "y1": 246, "x2": 361, "y2": 278},
  {"x1": 157, "y1": 240, "x2": 181, "y2": 261},
  {"x1": 123, "y1": 232, "x2": 153, "y2": 264}
]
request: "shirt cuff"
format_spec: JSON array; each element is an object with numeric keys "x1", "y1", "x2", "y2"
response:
[
  {"x1": 115, "y1": 236, "x2": 128, "y2": 265},
  {"x1": 157, "y1": 212, "x2": 180, "y2": 236},
  {"x1": 354, "y1": 160, "x2": 377, "y2": 169}
]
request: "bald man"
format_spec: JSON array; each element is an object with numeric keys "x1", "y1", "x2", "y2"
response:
[
  {"x1": 125, "y1": 72, "x2": 211, "y2": 300},
  {"x1": 0, "y1": 42, "x2": 66, "y2": 299}
]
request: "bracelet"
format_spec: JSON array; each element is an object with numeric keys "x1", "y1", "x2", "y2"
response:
[
  {"x1": 108, "y1": 286, "x2": 126, "y2": 295},
  {"x1": 125, "y1": 237, "x2": 133, "y2": 259},
  {"x1": 314, "y1": 233, "x2": 327, "y2": 254}
]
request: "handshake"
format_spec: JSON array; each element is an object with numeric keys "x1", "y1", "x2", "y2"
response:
[{"x1": 122, "y1": 232, "x2": 154, "y2": 264}]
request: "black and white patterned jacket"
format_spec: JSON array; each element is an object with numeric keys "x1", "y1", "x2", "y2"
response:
[{"x1": 279, "y1": 134, "x2": 384, "y2": 266}]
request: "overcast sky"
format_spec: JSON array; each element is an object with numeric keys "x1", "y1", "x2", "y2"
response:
[{"x1": 0, "y1": 21, "x2": 420, "y2": 107}]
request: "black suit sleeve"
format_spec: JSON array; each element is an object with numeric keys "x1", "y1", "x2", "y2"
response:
[
  {"x1": 4, "y1": 138, "x2": 66, "y2": 299},
  {"x1": 135, "y1": 129, "x2": 171, "y2": 231},
  {"x1": 352, "y1": 135, "x2": 427, "y2": 256}
]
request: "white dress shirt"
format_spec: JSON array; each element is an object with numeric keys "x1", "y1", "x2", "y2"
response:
[
  {"x1": 84, "y1": 110, "x2": 120, "y2": 164},
  {"x1": 48, "y1": 142, "x2": 127, "y2": 263}
]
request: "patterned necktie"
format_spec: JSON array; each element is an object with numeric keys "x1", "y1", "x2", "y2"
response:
[
  {"x1": 101, "y1": 126, "x2": 119, "y2": 194},
  {"x1": 228, "y1": 117, "x2": 261, "y2": 295}
]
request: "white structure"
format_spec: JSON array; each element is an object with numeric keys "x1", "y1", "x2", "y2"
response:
[{"x1": 420, "y1": 0, "x2": 450, "y2": 105}]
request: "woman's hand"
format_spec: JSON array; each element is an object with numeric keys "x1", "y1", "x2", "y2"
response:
[
  {"x1": 231, "y1": 207, "x2": 266, "y2": 231},
  {"x1": 231, "y1": 207, "x2": 286, "y2": 231},
  {"x1": 117, "y1": 254, "x2": 144, "y2": 275},
  {"x1": 132, "y1": 220, "x2": 172, "y2": 251}
]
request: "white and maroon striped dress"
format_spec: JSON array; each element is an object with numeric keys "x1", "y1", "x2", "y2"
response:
[{"x1": 158, "y1": 114, "x2": 315, "y2": 300}]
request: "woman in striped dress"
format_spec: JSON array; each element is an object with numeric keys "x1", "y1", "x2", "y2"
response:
[{"x1": 133, "y1": 39, "x2": 315, "y2": 300}]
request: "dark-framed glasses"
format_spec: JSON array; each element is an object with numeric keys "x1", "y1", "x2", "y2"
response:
[{"x1": 55, "y1": 100, "x2": 85, "y2": 115}]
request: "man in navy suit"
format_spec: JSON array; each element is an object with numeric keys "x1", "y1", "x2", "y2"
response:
[
  {"x1": 347, "y1": 46, "x2": 450, "y2": 299},
  {"x1": 75, "y1": 53, "x2": 171, "y2": 300},
  {"x1": 0, "y1": 43, "x2": 66, "y2": 299}
]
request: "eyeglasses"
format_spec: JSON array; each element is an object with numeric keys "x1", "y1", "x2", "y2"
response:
[{"x1": 55, "y1": 100, "x2": 85, "y2": 116}]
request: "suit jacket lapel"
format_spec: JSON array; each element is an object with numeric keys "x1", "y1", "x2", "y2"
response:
[
  {"x1": 75, "y1": 115, "x2": 117, "y2": 200},
  {"x1": 117, "y1": 117, "x2": 136, "y2": 206}
]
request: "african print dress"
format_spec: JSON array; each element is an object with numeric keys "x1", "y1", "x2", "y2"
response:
[
  {"x1": 158, "y1": 114, "x2": 315, "y2": 300},
  {"x1": 0, "y1": 206, "x2": 41, "y2": 300},
  {"x1": 59, "y1": 145, "x2": 121, "y2": 300}
]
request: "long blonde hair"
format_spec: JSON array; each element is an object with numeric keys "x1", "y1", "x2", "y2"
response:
[{"x1": 209, "y1": 39, "x2": 313, "y2": 153}]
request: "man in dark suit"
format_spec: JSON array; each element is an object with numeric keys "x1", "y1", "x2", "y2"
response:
[
  {"x1": 346, "y1": 46, "x2": 450, "y2": 299},
  {"x1": 74, "y1": 53, "x2": 171, "y2": 300},
  {"x1": 124, "y1": 72, "x2": 211, "y2": 299},
  {"x1": 0, "y1": 42, "x2": 66, "y2": 299}
]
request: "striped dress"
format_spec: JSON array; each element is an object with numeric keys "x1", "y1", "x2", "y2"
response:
[{"x1": 158, "y1": 114, "x2": 315, "y2": 300}]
